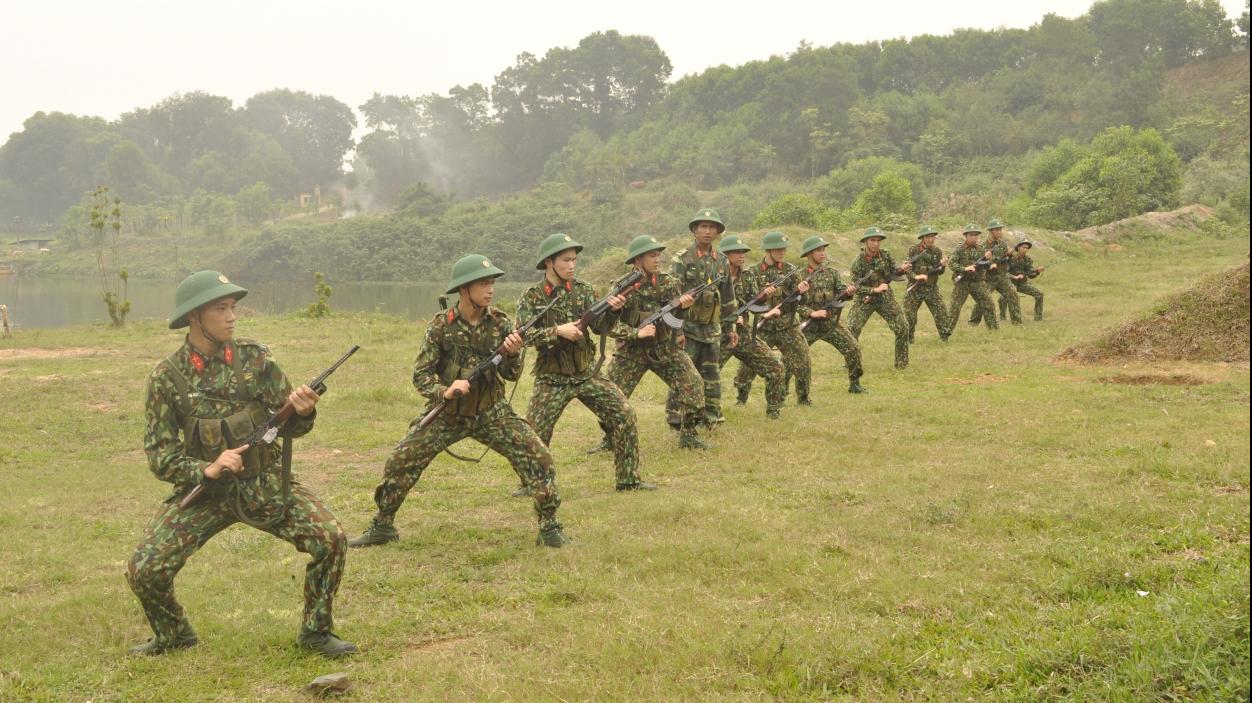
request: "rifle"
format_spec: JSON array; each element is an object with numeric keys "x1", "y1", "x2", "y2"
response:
[
  {"x1": 728, "y1": 266, "x2": 802, "y2": 320},
  {"x1": 180, "y1": 344, "x2": 361, "y2": 510},
  {"x1": 573, "y1": 270, "x2": 643, "y2": 332},
  {"x1": 905, "y1": 249, "x2": 947, "y2": 293},
  {"x1": 850, "y1": 249, "x2": 926, "y2": 305},
  {"x1": 1026, "y1": 266, "x2": 1046, "y2": 280},
  {"x1": 417, "y1": 297, "x2": 560, "y2": 430},
  {"x1": 953, "y1": 258, "x2": 992, "y2": 283},
  {"x1": 754, "y1": 266, "x2": 822, "y2": 331},
  {"x1": 637, "y1": 275, "x2": 725, "y2": 331}
]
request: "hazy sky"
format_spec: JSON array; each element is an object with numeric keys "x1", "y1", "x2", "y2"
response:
[{"x1": 1, "y1": 0, "x2": 1245, "y2": 141}]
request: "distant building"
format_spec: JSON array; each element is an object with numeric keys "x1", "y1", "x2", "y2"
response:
[{"x1": 11, "y1": 238, "x2": 53, "y2": 251}]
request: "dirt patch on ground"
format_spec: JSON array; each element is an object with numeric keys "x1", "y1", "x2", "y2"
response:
[
  {"x1": 1215, "y1": 484, "x2": 1248, "y2": 495},
  {"x1": 406, "y1": 635, "x2": 473, "y2": 654},
  {"x1": 1067, "y1": 204, "x2": 1215, "y2": 243},
  {"x1": 1060, "y1": 261, "x2": 1249, "y2": 364},
  {"x1": 947, "y1": 373, "x2": 1014, "y2": 385},
  {"x1": 33, "y1": 374, "x2": 66, "y2": 382},
  {"x1": 1098, "y1": 374, "x2": 1207, "y2": 386},
  {"x1": 0, "y1": 347, "x2": 119, "y2": 361}
]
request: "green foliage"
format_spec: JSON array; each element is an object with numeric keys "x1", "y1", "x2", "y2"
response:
[
  {"x1": 1026, "y1": 126, "x2": 1183, "y2": 229},
  {"x1": 88, "y1": 186, "x2": 131, "y2": 327},
  {"x1": 751, "y1": 193, "x2": 826, "y2": 229},
  {"x1": 815, "y1": 157, "x2": 925, "y2": 211},
  {"x1": 301, "y1": 271, "x2": 333, "y2": 318},
  {"x1": 846, "y1": 171, "x2": 918, "y2": 227},
  {"x1": 1182, "y1": 155, "x2": 1251, "y2": 212}
]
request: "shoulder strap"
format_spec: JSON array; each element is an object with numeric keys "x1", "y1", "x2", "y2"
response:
[
  {"x1": 230, "y1": 341, "x2": 248, "y2": 402},
  {"x1": 159, "y1": 355, "x2": 195, "y2": 419}
]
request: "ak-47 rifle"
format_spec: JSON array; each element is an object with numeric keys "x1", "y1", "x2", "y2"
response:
[
  {"x1": 754, "y1": 266, "x2": 822, "y2": 331},
  {"x1": 905, "y1": 250, "x2": 948, "y2": 294},
  {"x1": 573, "y1": 270, "x2": 644, "y2": 333},
  {"x1": 638, "y1": 275, "x2": 726, "y2": 331},
  {"x1": 179, "y1": 344, "x2": 360, "y2": 510},
  {"x1": 1026, "y1": 266, "x2": 1046, "y2": 280},
  {"x1": 728, "y1": 266, "x2": 802, "y2": 322},
  {"x1": 953, "y1": 258, "x2": 992, "y2": 283},
  {"x1": 417, "y1": 297, "x2": 560, "y2": 430}
]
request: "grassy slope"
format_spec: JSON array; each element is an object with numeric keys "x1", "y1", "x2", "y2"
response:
[{"x1": 0, "y1": 231, "x2": 1248, "y2": 702}]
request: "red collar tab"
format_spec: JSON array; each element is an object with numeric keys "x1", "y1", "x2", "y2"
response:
[
  {"x1": 189, "y1": 350, "x2": 206, "y2": 374},
  {"x1": 544, "y1": 280, "x2": 572, "y2": 296},
  {"x1": 807, "y1": 264, "x2": 818, "y2": 273},
  {"x1": 446, "y1": 308, "x2": 456, "y2": 324}
]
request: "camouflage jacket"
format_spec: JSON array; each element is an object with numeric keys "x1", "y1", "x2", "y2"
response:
[
  {"x1": 752, "y1": 259, "x2": 803, "y2": 331},
  {"x1": 983, "y1": 235, "x2": 1013, "y2": 277},
  {"x1": 726, "y1": 265, "x2": 764, "y2": 334},
  {"x1": 850, "y1": 249, "x2": 899, "y2": 297},
  {"x1": 608, "y1": 269, "x2": 683, "y2": 357},
  {"x1": 413, "y1": 305, "x2": 523, "y2": 417},
  {"x1": 1007, "y1": 253, "x2": 1037, "y2": 279},
  {"x1": 671, "y1": 242, "x2": 734, "y2": 343},
  {"x1": 905, "y1": 244, "x2": 945, "y2": 286},
  {"x1": 796, "y1": 264, "x2": 849, "y2": 319},
  {"x1": 516, "y1": 278, "x2": 618, "y2": 383},
  {"x1": 144, "y1": 337, "x2": 315, "y2": 494},
  {"x1": 949, "y1": 243, "x2": 989, "y2": 283}
]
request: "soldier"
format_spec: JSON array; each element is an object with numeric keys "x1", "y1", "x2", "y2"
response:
[
  {"x1": 947, "y1": 224, "x2": 1000, "y2": 331},
  {"x1": 902, "y1": 224, "x2": 951, "y2": 343},
  {"x1": 595, "y1": 235, "x2": 709, "y2": 450},
  {"x1": 733, "y1": 231, "x2": 813, "y2": 404},
  {"x1": 847, "y1": 227, "x2": 912, "y2": 369},
  {"x1": 795, "y1": 235, "x2": 866, "y2": 394},
  {"x1": 515, "y1": 233, "x2": 654, "y2": 493},
  {"x1": 969, "y1": 218, "x2": 1022, "y2": 325},
  {"x1": 1006, "y1": 238, "x2": 1046, "y2": 321},
  {"x1": 717, "y1": 234, "x2": 786, "y2": 418},
  {"x1": 350, "y1": 255, "x2": 568, "y2": 549},
  {"x1": 668, "y1": 208, "x2": 736, "y2": 427},
  {"x1": 126, "y1": 271, "x2": 355, "y2": 658}
]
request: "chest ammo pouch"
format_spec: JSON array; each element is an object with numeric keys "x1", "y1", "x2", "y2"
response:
[
  {"x1": 436, "y1": 329, "x2": 503, "y2": 417},
  {"x1": 684, "y1": 260, "x2": 721, "y2": 325},
  {"x1": 535, "y1": 290, "x2": 595, "y2": 377},
  {"x1": 161, "y1": 346, "x2": 266, "y2": 481}
]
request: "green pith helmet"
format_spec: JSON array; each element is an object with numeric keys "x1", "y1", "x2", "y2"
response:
[
  {"x1": 535, "y1": 233, "x2": 583, "y2": 270},
  {"x1": 986, "y1": 218, "x2": 1005, "y2": 230},
  {"x1": 445, "y1": 254, "x2": 505, "y2": 294},
  {"x1": 169, "y1": 270, "x2": 248, "y2": 329},
  {"x1": 859, "y1": 226, "x2": 886, "y2": 243},
  {"x1": 625, "y1": 235, "x2": 667, "y2": 264},
  {"x1": 800, "y1": 235, "x2": 829, "y2": 257},
  {"x1": 963, "y1": 223, "x2": 982, "y2": 234},
  {"x1": 917, "y1": 224, "x2": 939, "y2": 239},
  {"x1": 1016, "y1": 237, "x2": 1033, "y2": 249},
  {"x1": 761, "y1": 231, "x2": 790, "y2": 250},
  {"x1": 719, "y1": 234, "x2": 751, "y2": 254},
  {"x1": 688, "y1": 207, "x2": 725, "y2": 234}
]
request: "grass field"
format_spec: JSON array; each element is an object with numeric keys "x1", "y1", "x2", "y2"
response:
[{"x1": 0, "y1": 227, "x2": 1248, "y2": 702}]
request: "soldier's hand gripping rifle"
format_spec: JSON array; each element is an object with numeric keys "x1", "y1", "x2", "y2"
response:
[
  {"x1": 728, "y1": 267, "x2": 802, "y2": 323},
  {"x1": 417, "y1": 297, "x2": 560, "y2": 431},
  {"x1": 572, "y1": 270, "x2": 644, "y2": 333},
  {"x1": 754, "y1": 267, "x2": 822, "y2": 332},
  {"x1": 953, "y1": 258, "x2": 992, "y2": 283},
  {"x1": 637, "y1": 275, "x2": 726, "y2": 332},
  {"x1": 1026, "y1": 266, "x2": 1046, "y2": 279},
  {"x1": 179, "y1": 344, "x2": 361, "y2": 510}
]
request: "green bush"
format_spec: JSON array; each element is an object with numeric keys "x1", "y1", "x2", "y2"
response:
[{"x1": 751, "y1": 193, "x2": 826, "y2": 229}]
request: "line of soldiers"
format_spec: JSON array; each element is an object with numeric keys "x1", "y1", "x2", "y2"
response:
[{"x1": 124, "y1": 209, "x2": 1047, "y2": 658}]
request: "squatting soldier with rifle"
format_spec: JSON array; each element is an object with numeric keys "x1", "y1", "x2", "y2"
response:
[
  {"x1": 593, "y1": 235, "x2": 711, "y2": 450},
  {"x1": 947, "y1": 224, "x2": 1000, "y2": 331},
  {"x1": 1006, "y1": 237, "x2": 1046, "y2": 321},
  {"x1": 717, "y1": 234, "x2": 787, "y2": 419},
  {"x1": 734, "y1": 231, "x2": 814, "y2": 405},
  {"x1": 847, "y1": 227, "x2": 913, "y2": 369},
  {"x1": 668, "y1": 208, "x2": 737, "y2": 427},
  {"x1": 903, "y1": 224, "x2": 951, "y2": 343},
  {"x1": 126, "y1": 271, "x2": 357, "y2": 658},
  {"x1": 969, "y1": 218, "x2": 1023, "y2": 326},
  {"x1": 794, "y1": 235, "x2": 867, "y2": 394},
  {"x1": 351, "y1": 254, "x2": 569, "y2": 549},
  {"x1": 514, "y1": 233, "x2": 655, "y2": 493}
]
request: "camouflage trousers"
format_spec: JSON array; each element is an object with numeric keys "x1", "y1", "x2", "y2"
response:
[
  {"x1": 801, "y1": 318, "x2": 863, "y2": 384},
  {"x1": 127, "y1": 481, "x2": 346, "y2": 644},
  {"x1": 903, "y1": 283, "x2": 950, "y2": 341},
  {"x1": 719, "y1": 331, "x2": 785, "y2": 414},
  {"x1": 847, "y1": 293, "x2": 910, "y2": 369},
  {"x1": 1011, "y1": 282, "x2": 1045, "y2": 320},
  {"x1": 971, "y1": 274, "x2": 1022, "y2": 325},
  {"x1": 736, "y1": 324, "x2": 810, "y2": 401},
  {"x1": 949, "y1": 280, "x2": 999, "y2": 330},
  {"x1": 607, "y1": 347, "x2": 703, "y2": 435},
  {"x1": 527, "y1": 375, "x2": 641, "y2": 488},
  {"x1": 669, "y1": 337, "x2": 722, "y2": 425},
  {"x1": 370, "y1": 402, "x2": 561, "y2": 530}
]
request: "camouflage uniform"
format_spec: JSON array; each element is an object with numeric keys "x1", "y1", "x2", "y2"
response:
[
  {"x1": 795, "y1": 264, "x2": 864, "y2": 385},
  {"x1": 127, "y1": 338, "x2": 346, "y2": 649},
  {"x1": 947, "y1": 242, "x2": 999, "y2": 330},
  {"x1": 902, "y1": 243, "x2": 950, "y2": 342},
  {"x1": 604, "y1": 270, "x2": 705, "y2": 440},
  {"x1": 669, "y1": 243, "x2": 734, "y2": 425},
  {"x1": 366, "y1": 306, "x2": 562, "y2": 533},
  {"x1": 1007, "y1": 252, "x2": 1045, "y2": 321},
  {"x1": 517, "y1": 278, "x2": 643, "y2": 488},
  {"x1": 734, "y1": 259, "x2": 812, "y2": 401},
  {"x1": 719, "y1": 263, "x2": 786, "y2": 415},
  {"x1": 970, "y1": 235, "x2": 1022, "y2": 325},
  {"x1": 847, "y1": 250, "x2": 911, "y2": 369}
]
